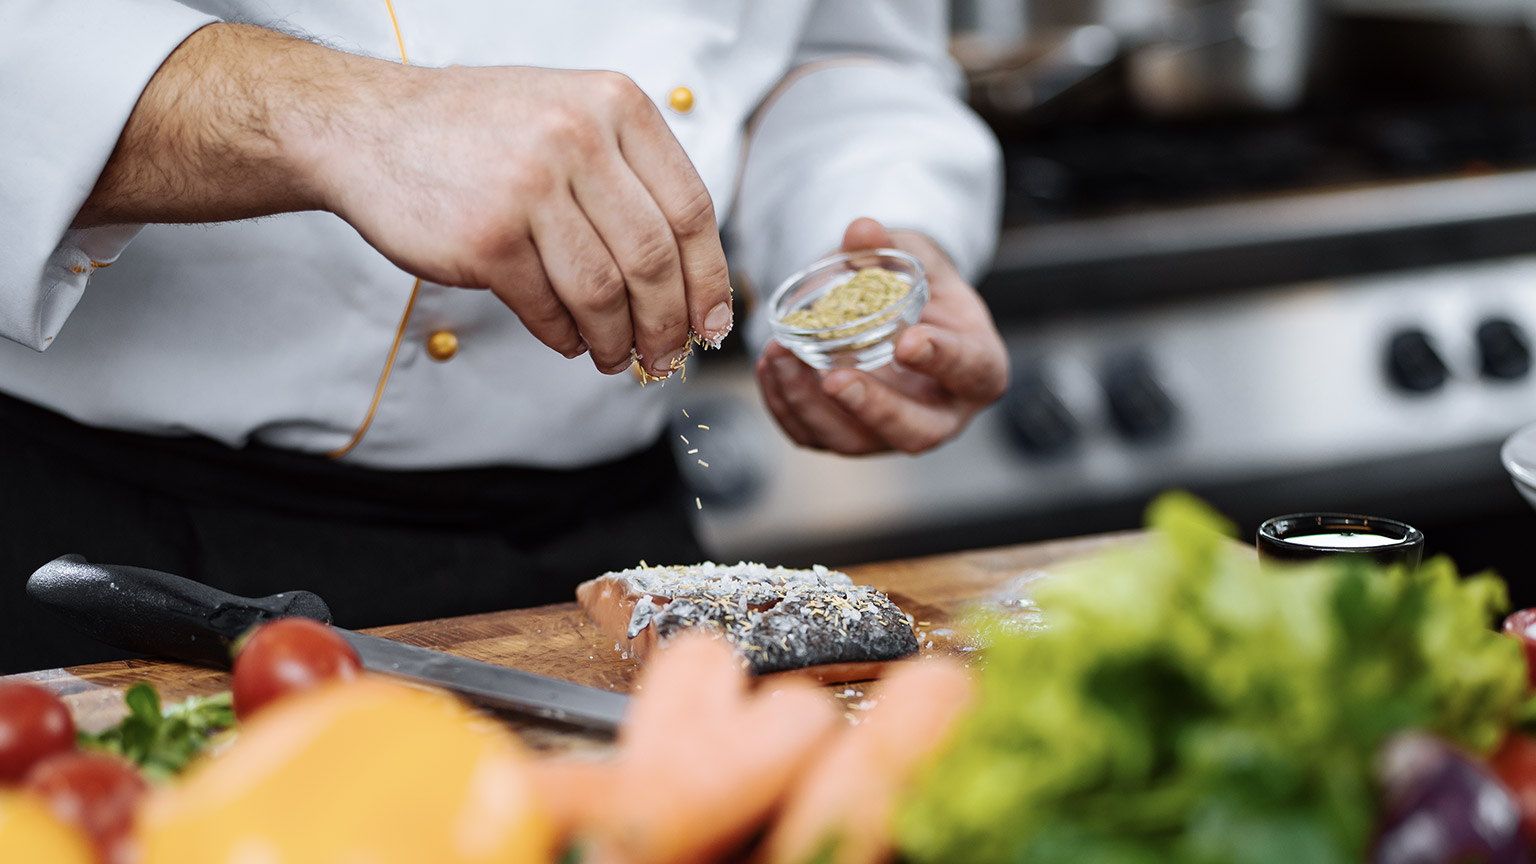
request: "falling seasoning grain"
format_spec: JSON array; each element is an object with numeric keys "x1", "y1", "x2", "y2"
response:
[
  {"x1": 697, "y1": 459, "x2": 709, "y2": 468},
  {"x1": 687, "y1": 448, "x2": 698, "y2": 455},
  {"x1": 696, "y1": 497, "x2": 702, "y2": 510},
  {"x1": 697, "y1": 424, "x2": 710, "y2": 430},
  {"x1": 680, "y1": 435, "x2": 690, "y2": 445},
  {"x1": 681, "y1": 408, "x2": 690, "y2": 418}
]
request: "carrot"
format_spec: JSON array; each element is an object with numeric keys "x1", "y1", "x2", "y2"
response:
[
  {"x1": 757, "y1": 657, "x2": 975, "y2": 864},
  {"x1": 528, "y1": 636, "x2": 743, "y2": 858},
  {"x1": 611, "y1": 682, "x2": 836, "y2": 864},
  {"x1": 618, "y1": 633, "x2": 746, "y2": 751},
  {"x1": 527, "y1": 757, "x2": 617, "y2": 842},
  {"x1": 584, "y1": 633, "x2": 840, "y2": 864}
]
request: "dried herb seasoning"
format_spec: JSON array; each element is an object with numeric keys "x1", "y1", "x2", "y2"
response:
[{"x1": 780, "y1": 266, "x2": 909, "y2": 334}]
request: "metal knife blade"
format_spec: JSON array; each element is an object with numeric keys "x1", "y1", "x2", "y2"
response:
[
  {"x1": 26, "y1": 554, "x2": 627, "y2": 732},
  {"x1": 335, "y1": 630, "x2": 626, "y2": 730}
]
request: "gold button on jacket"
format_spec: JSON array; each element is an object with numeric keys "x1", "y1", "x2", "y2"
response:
[
  {"x1": 426, "y1": 330, "x2": 459, "y2": 362},
  {"x1": 667, "y1": 86, "x2": 694, "y2": 114}
]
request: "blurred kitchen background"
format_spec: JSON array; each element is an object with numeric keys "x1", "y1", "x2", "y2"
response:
[{"x1": 680, "y1": 0, "x2": 1536, "y2": 604}]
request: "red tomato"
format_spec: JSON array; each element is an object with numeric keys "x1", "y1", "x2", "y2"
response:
[
  {"x1": 0, "y1": 681, "x2": 76, "y2": 785},
  {"x1": 1500, "y1": 609, "x2": 1536, "y2": 690},
  {"x1": 232, "y1": 617, "x2": 363, "y2": 720},
  {"x1": 1492, "y1": 732, "x2": 1536, "y2": 841},
  {"x1": 25, "y1": 751, "x2": 146, "y2": 864}
]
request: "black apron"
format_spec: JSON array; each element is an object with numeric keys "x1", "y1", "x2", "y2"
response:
[{"x1": 0, "y1": 391, "x2": 701, "y2": 674}]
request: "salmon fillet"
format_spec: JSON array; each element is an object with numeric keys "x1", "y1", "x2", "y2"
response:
[{"x1": 576, "y1": 562, "x2": 919, "y2": 680}]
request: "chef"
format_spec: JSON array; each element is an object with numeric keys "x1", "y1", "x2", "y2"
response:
[{"x1": 0, "y1": 1, "x2": 1007, "y2": 672}]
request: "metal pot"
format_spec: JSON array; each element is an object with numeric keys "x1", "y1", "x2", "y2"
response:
[
  {"x1": 951, "y1": 0, "x2": 1320, "y2": 116},
  {"x1": 1128, "y1": 0, "x2": 1320, "y2": 115}
]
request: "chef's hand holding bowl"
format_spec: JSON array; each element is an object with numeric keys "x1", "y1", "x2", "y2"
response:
[{"x1": 756, "y1": 218, "x2": 1010, "y2": 455}]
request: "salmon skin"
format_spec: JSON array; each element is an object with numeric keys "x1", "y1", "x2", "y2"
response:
[{"x1": 577, "y1": 562, "x2": 919, "y2": 677}]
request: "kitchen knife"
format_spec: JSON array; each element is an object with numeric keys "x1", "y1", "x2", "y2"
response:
[{"x1": 26, "y1": 554, "x2": 628, "y2": 732}]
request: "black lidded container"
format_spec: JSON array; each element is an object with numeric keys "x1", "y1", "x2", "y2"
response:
[{"x1": 1257, "y1": 513, "x2": 1425, "y2": 570}]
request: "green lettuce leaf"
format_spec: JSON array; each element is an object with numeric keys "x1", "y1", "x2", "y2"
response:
[{"x1": 899, "y1": 492, "x2": 1526, "y2": 864}]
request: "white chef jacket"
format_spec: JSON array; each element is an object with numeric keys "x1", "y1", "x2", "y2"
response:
[{"x1": 0, "y1": 0, "x2": 1001, "y2": 470}]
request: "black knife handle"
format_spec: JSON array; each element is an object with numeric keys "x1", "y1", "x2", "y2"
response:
[{"x1": 27, "y1": 555, "x2": 332, "y2": 668}]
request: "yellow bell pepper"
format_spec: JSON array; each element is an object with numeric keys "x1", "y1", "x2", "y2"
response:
[
  {"x1": 138, "y1": 677, "x2": 555, "y2": 864},
  {"x1": 0, "y1": 790, "x2": 96, "y2": 864}
]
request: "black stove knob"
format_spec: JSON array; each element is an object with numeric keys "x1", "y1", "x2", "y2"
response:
[
  {"x1": 1385, "y1": 329, "x2": 1448, "y2": 393},
  {"x1": 1477, "y1": 318, "x2": 1531, "y2": 381},
  {"x1": 1101, "y1": 353, "x2": 1176, "y2": 442},
  {"x1": 1002, "y1": 365, "x2": 1079, "y2": 458}
]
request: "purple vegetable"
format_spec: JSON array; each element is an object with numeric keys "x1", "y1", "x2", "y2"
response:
[{"x1": 1373, "y1": 733, "x2": 1528, "y2": 864}]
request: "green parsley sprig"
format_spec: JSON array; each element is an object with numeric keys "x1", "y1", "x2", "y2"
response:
[{"x1": 78, "y1": 683, "x2": 235, "y2": 782}]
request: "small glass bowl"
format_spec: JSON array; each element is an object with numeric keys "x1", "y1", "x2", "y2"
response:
[{"x1": 767, "y1": 248, "x2": 928, "y2": 371}]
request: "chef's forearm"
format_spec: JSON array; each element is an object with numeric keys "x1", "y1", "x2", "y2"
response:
[{"x1": 71, "y1": 23, "x2": 398, "y2": 229}]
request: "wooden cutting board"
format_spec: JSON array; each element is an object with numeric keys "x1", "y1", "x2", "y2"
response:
[{"x1": 6, "y1": 532, "x2": 1143, "y2": 754}]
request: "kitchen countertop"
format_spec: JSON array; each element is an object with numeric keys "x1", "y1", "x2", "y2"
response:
[{"x1": 5, "y1": 531, "x2": 1143, "y2": 754}]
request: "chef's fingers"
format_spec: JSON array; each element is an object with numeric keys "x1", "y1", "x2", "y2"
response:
[
  {"x1": 487, "y1": 238, "x2": 586, "y2": 358},
  {"x1": 530, "y1": 197, "x2": 636, "y2": 374},
  {"x1": 572, "y1": 159, "x2": 690, "y2": 378},
  {"x1": 612, "y1": 95, "x2": 733, "y2": 346},
  {"x1": 894, "y1": 325, "x2": 1010, "y2": 404},
  {"x1": 840, "y1": 217, "x2": 893, "y2": 254},
  {"x1": 822, "y1": 367, "x2": 964, "y2": 454},
  {"x1": 762, "y1": 346, "x2": 884, "y2": 454},
  {"x1": 755, "y1": 350, "x2": 818, "y2": 449}
]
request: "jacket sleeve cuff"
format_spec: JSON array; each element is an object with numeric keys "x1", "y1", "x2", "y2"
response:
[{"x1": 0, "y1": 0, "x2": 218, "y2": 350}]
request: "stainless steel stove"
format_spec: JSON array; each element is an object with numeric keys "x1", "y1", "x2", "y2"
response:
[
  {"x1": 676, "y1": 10, "x2": 1536, "y2": 597},
  {"x1": 679, "y1": 169, "x2": 1536, "y2": 577}
]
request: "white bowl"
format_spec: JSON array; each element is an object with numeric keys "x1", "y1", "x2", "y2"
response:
[{"x1": 1500, "y1": 421, "x2": 1536, "y2": 510}]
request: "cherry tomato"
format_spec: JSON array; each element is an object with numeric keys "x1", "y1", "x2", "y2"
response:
[
  {"x1": 1500, "y1": 609, "x2": 1536, "y2": 690},
  {"x1": 0, "y1": 681, "x2": 76, "y2": 785},
  {"x1": 232, "y1": 617, "x2": 363, "y2": 720},
  {"x1": 25, "y1": 751, "x2": 146, "y2": 864},
  {"x1": 1492, "y1": 732, "x2": 1536, "y2": 841}
]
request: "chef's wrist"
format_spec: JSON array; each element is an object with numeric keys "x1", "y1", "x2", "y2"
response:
[
  {"x1": 265, "y1": 33, "x2": 423, "y2": 221},
  {"x1": 73, "y1": 23, "x2": 401, "y2": 227}
]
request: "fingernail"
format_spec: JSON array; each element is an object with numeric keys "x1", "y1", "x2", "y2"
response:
[
  {"x1": 564, "y1": 339, "x2": 589, "y2": 359},
  {"x1": 704, "y1": 301, "x2": 733, "y2": 346},
  {"x1": 772, "y1": 357, "x2": 801, "y2": 381},
  {"x1": 605, "y1": 358, "x2": 636, "y2": 375},
  {"x1": 907, "y1": 337, "x2": 936, "y2": 367},
  {"x1": 833, "y1": 378, "x2": 866, "y2": 409},
  {"x1": 652, "y1": 345, "x2": 690, "y2": 376}
]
